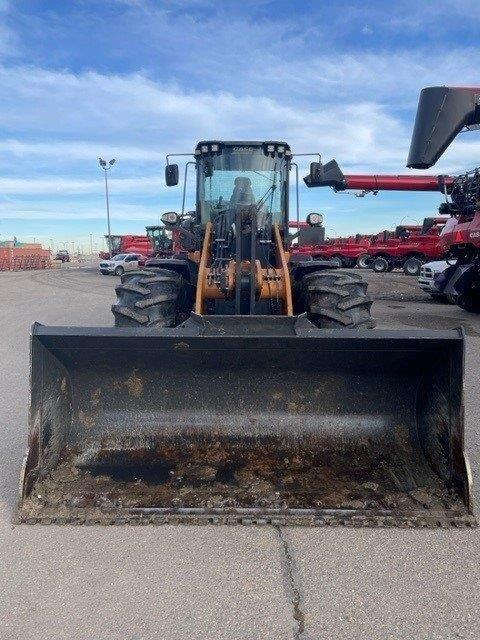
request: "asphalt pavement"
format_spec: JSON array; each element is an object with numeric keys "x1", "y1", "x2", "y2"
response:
[{"x1": 0, "y1": 266, "x2": 479, "y2": 640}]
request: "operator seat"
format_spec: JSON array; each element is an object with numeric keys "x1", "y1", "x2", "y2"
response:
[
  {"x1": 230, "y1": 177, "x2": 255, "y2": 206},
  {"x1": 227, "y1": 177, "x2": 256, "y2": 229}
]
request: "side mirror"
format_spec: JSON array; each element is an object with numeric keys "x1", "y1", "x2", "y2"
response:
[
  {"x1": 309, "y1": 162, "x2": 324, "y2": 184},
  {"x1": 165, "y1": 164, "x2": 179, "y2": 186}
]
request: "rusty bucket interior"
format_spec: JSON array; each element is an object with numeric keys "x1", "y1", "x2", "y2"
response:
[{"x1": 18, "y1": 317, "x2": 474, "y2": 527}]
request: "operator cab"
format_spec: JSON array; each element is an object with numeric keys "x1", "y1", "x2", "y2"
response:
[{"x1": 194, "y1": 141, "x2": 291, "y2": 231}]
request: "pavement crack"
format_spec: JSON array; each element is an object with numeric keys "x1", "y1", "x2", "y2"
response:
[{"x1": 275, "y1": 526, "x2": 306, "y2": 640}]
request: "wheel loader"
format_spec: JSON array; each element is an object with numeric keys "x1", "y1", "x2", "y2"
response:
[{"x1": 18, "y1": 140, "x2": 474, "y2": 527}]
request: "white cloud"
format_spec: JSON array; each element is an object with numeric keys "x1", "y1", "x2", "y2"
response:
[
  {"x1": 0, "y1": 61, "x2": 478, "y2": 212},
  {"x1": 0, "y1": 176, "x2": 165, "y2": 196},
  {"x1": 0, "y1": 65, "x2": 408, "y2": 169},
  {"x1": 0, "y1": 198, "x2": 169, "y2": 221},
  {"x1": 0, "y1": 139, "x2": 165, "y2": 162}
]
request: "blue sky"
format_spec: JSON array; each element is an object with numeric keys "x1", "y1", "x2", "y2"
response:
[{"x1": 1, "y1": 0, "x2": 480, "y2": 250}]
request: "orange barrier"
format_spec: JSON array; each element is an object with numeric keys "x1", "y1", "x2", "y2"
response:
[{"x1": 0, "y1": 248, "x2": 52, "y2": 271}]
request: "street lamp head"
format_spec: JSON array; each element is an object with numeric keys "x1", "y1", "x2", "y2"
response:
[
  {"x1": 99, "y1": 158, "x2": 107, "y2": 168},
  {"x1": 109, "y1": 159, "x2": 116, "y2": 166}
]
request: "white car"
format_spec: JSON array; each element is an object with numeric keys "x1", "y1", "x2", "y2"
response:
[
  {"x1": 418, "y1": 260, "x2": 456, "y2": 300},
  {"x1": 99, "y1": 253, "x2": 142, "y2": 276}
]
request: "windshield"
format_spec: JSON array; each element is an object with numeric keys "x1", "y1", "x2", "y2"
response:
[
  {"x1": 114, "y1": 254, "x2": 127, "y2": 261},
  {"x1": 197, "y1": 146, "x2": 288, "y2": 225}
]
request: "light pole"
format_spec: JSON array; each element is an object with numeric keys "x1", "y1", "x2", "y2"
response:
[{"x1": 98, "y1": 157, "x2": 116, "y2": 256}]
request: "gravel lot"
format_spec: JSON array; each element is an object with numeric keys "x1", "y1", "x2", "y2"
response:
[{"x1": 1, "y1": 266, "x2": 479, "y2": 640}]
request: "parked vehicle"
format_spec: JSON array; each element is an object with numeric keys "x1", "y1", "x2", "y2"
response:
[
  {"x1": 55, "y1": 249, "x2": 70, "y2": 263},
  {"x1": 418, "y1": 260, "x2": 456, "y2": 301},
  {"x1": 19, "y1": 139, "x2": 473, "y2": 530},
  {"x1": 407, "y1": 85, "x2": 480, "y2": 314},
  {"x1": 99, "y1": 253, "x2": 144, "y2": 276}
]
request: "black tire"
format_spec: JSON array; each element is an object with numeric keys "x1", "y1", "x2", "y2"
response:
[
  {"x1": 457, "y1": 292, "x2": 480, "y2": 314},
  {"x1": 330, "y1": 256, "x2": 343, "y2": 267},
  {"x1": 303, "y1": 270, "x2": 375, "y2": 329},
  {"x1": 100, "y1": 270, "x2": 109, "y2": 275},
  {"x1": 114, "y1": 265, "x2": 125, "y2": 276},
  {"x1": 430, "y1": 293, "x2": 448, "y2": 303},
  {"x1": 111, "y1": 268, "x2": 190, "y2": 327},
  {"x1": 331, "y1": 255, "x2": 345, "y2": 267},
  {"x1": 372, "y1": 257, "x2": 390, "y2": 273},
  {"x1": 403, "y1": 257, "x2": 423, "y2": 276},
  {"x1": 356, "y1": 253, "x2": 371, "y2": 269}
]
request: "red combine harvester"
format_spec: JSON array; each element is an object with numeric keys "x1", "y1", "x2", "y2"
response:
[
  {"x1": 99, "y1": 234, "x2": 153, "y2": 260},
  {"x1": 365, "y1": 217, "x2": 448, "y2": 275},
  {"x1": 289, "y1": 217, "x2": 443, "y2": 273},
  {"x1": 305, "y1": 168, "x2": 451, "y2": 274},
  {"x1": 99, "y1": 226, "x2": 175, "y2": 260},
  {"x1": 407, "y1": 86, "x2": 480, "y2": 312},
  {"x1": 294, "y1": 233, "x2": 373, "y2": 268},
  {"x1": 306, "y1": 86, "x2": 480, "y2": 310}
]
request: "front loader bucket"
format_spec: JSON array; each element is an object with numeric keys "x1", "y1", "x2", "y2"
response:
[{"x1": 18, "y1": 316, "x2": 475, "y2": 527}]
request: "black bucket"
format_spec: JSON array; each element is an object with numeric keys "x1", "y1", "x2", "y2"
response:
[{"x1": 18, "y1": 315, "x2": 475, "y2": 527}]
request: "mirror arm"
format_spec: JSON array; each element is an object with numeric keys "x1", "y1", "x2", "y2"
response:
[{"x1": 166, "y1": 153, "x2": 193, "y2": 165}]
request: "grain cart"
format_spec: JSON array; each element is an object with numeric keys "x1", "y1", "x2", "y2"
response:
[{"x1": 18, "y1": 140, "x2": 474, "y2": 527}]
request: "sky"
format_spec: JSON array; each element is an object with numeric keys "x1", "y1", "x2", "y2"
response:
[{"x1": 0, "y1": 0, "x2": 480, "y2": 250}]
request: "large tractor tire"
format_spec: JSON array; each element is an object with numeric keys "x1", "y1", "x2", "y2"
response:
[
  {"x1": 303, "y1": 270, "x2": 375, "y2": 329},
  {"x1": 457, "y1": 291, "x2": 480, "y2": 314},
  {"x1": 372, "y1": 256, "x2": 390, "y2": 273},
  {"x1": 356, "y1": 253, "x2": 371, "y2": 269},
  {"x1": 330, "y1": 255, "x2": 343, "y2": 268},
  {"x1": 403, "y1": 257, "x2": 423, "y2": 276},
  {"x1": 111, "y1": 268, "x2": 190, "y2": 327}
]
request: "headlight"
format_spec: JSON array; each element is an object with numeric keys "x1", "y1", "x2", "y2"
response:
[
  {"x1": 161, "y1": 211, "x2": 180, "y2": 225},
  {"x1": 306, "y1": 212, "x2": 323, "y2": 227}
]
